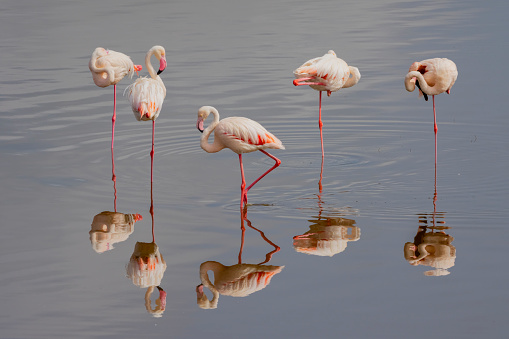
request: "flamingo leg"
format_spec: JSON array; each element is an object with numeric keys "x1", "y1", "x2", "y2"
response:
[
  {"x1": 433, "y1": 95, "x2": 437, "y2": 134},
  {"x1": 318, "y1": 91, "x2": 324, "y2": 159},
  {"x1": 246, "y1": 150, "x2": 281, "y2": 193},
  {"x1": 150, "y1": 120, "x2": 155, "y2": 183},
  {"x1": 112, "y1": 84, "x2": 117, "y2": 150},
  {"x1": 239, "y1": 154, "x2": 248, "y2": 207}
]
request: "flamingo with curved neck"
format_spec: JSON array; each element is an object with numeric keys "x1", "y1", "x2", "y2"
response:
[
  {"x1": 404, "y1": 58, "x2": 458, "y2": 134},
  {"x1": 196, "y1": 106, "x2": 284, "y2": 207},
  {"x1": 125, "y1": 45, "x2": 167, "y2": 183},
  {"x1": 196, "y1": 261, "x2": 284, "y2": 309}
]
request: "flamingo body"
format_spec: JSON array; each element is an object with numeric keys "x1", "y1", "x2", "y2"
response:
[
  {"x1": 404, "y1": 58, "x2": 457, "y2": 99},
  {"x1": 125, "y1": 45, "x2": 167, "y2": 121},
  {"x1": 196, "y1": 106, "x2": 284, "y2": 206},
  {"x1": 293, "y1": 50, "x2": 361, "y2": 95},
  {"x1": 89, "y1": 47, "x2": 141, "y2": 87}
]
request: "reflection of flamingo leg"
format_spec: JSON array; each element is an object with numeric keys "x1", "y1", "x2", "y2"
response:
[
  {"x1": 112, "y1": 85, "x2": 116, "y2": 150},
  {"x1": 240, "y1": 206, "x2": 280, "y2": 264}
]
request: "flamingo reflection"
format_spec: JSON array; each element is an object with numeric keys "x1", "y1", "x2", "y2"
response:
[
  {"x1": 89, "y1": 150, "x2": 142, "y2": 253},
  {"x1": 294, "y1": 190, "x2": 360, "y2": 257},
  {"x1": 125, "y1": 175, "x2": 167, "y2": 316},
  {"x1": 196, "y1": 207, "x2": 284, "y2": 309},
  {"x1": 403, "y1": 153, "x2": 456, "y2": 276}
]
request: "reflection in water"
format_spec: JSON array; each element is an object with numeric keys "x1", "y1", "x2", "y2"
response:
[
  {"x1": 125, "y1": 173, "x2": 167, "y2": 317},
  {"x1": 294, "y1": 187, "x2": 360, "y2": 257},
  {"x1": 89, "y1": 212, "x2": 142, "y2": 253},
  {"x1": 145, "y1": 286, "x2": 167, "y2": 318},
  {"x1": 403, "y1": 157, "x2": 456, "y2": 276},
  {"x1": 89, "y1": 150, "x2": 142, "y2": 253},
  {"x1": 126, "y1": 241, "x2": 167, "y2": 288},
  {"x1": 196, "y1": 207, "x2": 284, "y2": 309},
  {"x1": 293, "y1": 216, "x2": 360, "y2": 257}
]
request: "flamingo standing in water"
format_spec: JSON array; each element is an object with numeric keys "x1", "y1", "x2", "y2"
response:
[
  {"x1": 125, "y1": 45, "x2": 167, "y2": 183},
  {"x1": 293, "y1": 50, "x2": 361, "y2": 158},
  {"x1": 196, "y1": 106, "x2": 285, "y2": 207},
  {"x1": 89, "y1": 48, "x2": 142, "y2": 150},
  {"x1": 404, "y1": 58, "x2": 458, "y2": 162}
]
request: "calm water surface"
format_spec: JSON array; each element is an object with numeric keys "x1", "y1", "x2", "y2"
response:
[{"x1": 1, "y1": 0, "x2": 507, "y2": 338}]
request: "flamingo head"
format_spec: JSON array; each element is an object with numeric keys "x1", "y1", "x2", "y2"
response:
[
  {"x1": 151, "y1": 45, "x2": 166, "y2": 75},
  {"x1": 196, "y1": 106, "x2": 215, "y2": 133}
]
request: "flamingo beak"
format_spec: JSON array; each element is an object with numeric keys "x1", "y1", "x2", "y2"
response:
[
  {"x1": 134, "y1": 65, "x2": 142, "y2": 76},
  {"x1": 196, "y1": 284, "x2": 204, "y2": 297},
  {"x1": 157, "y1": 56, "x2": 167, "y2": 75},
  {"x1": 196, "y1": 118, "x2": 204, "y2": 133}
]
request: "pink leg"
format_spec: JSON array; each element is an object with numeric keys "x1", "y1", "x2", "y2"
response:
[
  {"x1": 318, "y1": 91, "x2": 324, "y2": 159},
  {"x1": 246, "y1": 150, "x2": 281, "y2": 192},
  {"x1": 150, "y1": 120, "x2": 155, "y2": 183},
  {"x1": 112, "y1": 85, "x2": 116, "y2": 150},
  {"x1": 239, "y1": 154, "x2": 247, "y2": 207},
  {"x1": 433, "y1": 95, "x2": 437, "y2": 134}
]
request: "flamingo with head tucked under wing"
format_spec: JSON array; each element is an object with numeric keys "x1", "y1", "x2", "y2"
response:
[
  {"x1": 404, "y1": 58, "x2": 458, "y2": 164},
  {"x1": 125, "y1": 45, "x2": 167, "y2": 183},
  {"x1": 196, "y1": 106, "x2": 285, "y2": 207},
  {"x1": 293, "y1": 50, "x2": 361, "y2": 158},
  {"x1": 89, "y1": 48, "x2": 142, "y2": 150},
  {"x1": 404, "y1": 58, "x2": 458, "y2": 135}
]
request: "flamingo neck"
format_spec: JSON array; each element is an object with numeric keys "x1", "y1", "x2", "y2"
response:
[
  {"x1": 343, "y1": 66, "x2": 361, "y2": 88},
  {"x1": 145, "y1": 49, "x2": 160, "y2": 80},
  {"x1": 200, "y1": 109, "x2": 224, "y2": 153},
  {"x1": 405, "y1": 71, "x2": 441, "y2": 96},
  {"x1": 199, "y1": 261, "x2": 224, "y2": 307}
]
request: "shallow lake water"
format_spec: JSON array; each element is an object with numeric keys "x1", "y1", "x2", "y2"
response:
[{"x1": 1, "y1": 0, "x2": 508, "y2": 338}]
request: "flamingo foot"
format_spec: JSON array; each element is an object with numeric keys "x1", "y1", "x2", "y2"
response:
[{"x1": 327, "y1": 90, "x2": 332, "y2": 97}]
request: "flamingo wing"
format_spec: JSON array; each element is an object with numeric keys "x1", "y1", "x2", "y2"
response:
[{"x1": 216, "y1": 117, "x2": 284, "y2": 153}]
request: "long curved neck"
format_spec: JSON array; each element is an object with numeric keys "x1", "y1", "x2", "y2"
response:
[
  {"x1": 199, "y1": 261, "x2": 224, "y2": 306},
  {"x1": 145, "y1": 50, "x2": 158, "y2": 80},
  {"x1": 200, "y1": 109, "x2": 224, "y2": 153},
  {"x1": 405, "y1": 71, "x2": 441, "y2": 95},
  {"x1": 343, "y1": 66, "x2": 361, "y2": 88}
]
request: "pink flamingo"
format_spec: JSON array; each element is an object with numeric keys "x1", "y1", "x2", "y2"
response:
[
  {"x1": 293, "y1": 50, "x2": 361, "y2": 158},
  {"x1": 89, "y1": 48, "x2": 142, "y2": 150},
  {"x1": 125, "y1": 46, "x2": 167, "y2": 183},
  {"x1": 404, "y1": 58, "x2": 458, "y2": 163},
  {"x1": 196, "y1": 106, "x2": 285, "y2": 206}
]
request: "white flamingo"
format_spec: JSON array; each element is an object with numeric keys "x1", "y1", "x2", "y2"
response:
[
  {"x1": 125, "y1": 45, "x2": 167, "y2": 183},
  {"x1": 293, "y1": 50, "x2": 361, "y2": 158},
  {"x1": 89, "y1": 47, "x2": 142, "y2": 150},
  {"x1": 196, "y1": 106, "x2": 285, "y2": 206}
]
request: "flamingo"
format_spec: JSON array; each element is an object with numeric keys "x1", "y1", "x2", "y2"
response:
[
  {"x1": 293, "y1": 50, "x2": 361, "y2": 158},
  {"x1": 196, "y1": 106, "x2": 285, "y2": 207},
  {"x1": 404, "y1": 58, "x2": 458, "y2": 135},
  {"x1": 125, "y1": 45, "x2": 167, "y2": 183},
  {"x1": 89, "y1": 48, "x2": 142, "y2": 150}
]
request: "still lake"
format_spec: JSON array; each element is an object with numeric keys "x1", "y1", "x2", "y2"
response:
[{"x1": 1, "y1": 0, "x2": 507, "y2": 338}]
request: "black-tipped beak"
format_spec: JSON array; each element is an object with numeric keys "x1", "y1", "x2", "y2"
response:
[
  {"x1": 157, "y1": 69, "x2": 164, "y2": 75},
  {"x1": 199, "y1": 128, "x2": 204, "y2": 133},
  {"x1": 157, "y1": 286, "x2": 164, "y2": 292},
  {"x1": 415, "y1": 80, "x2": 428, "y2": 101}
]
